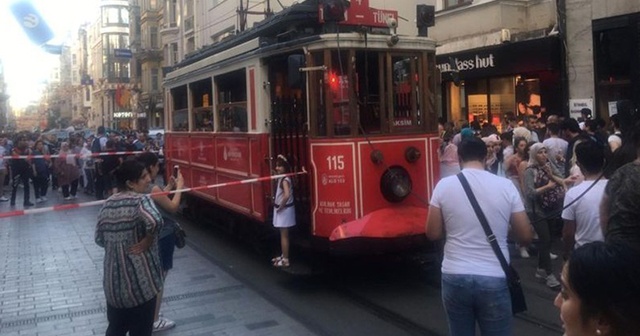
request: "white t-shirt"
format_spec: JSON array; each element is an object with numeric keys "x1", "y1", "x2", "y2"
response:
[
  {"x1": 430, "y1": 168, "x2": 525, "y2": 277},
  {"x1": 561, "y1": 179, "x2": 607, "y2": 248},
  {"x1": 0, "y1": 146, "x2": 5, "y2": 170}
]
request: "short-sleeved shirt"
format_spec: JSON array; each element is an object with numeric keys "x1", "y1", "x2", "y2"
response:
[
  {"x1": 95, "y1": 192, "x2": 164, "y2": 308},
  {"x1": 430, "y1": 168, "x2": 525, "y2": 277},
  {"x1": 605, "y1": 161, "x2": 640, "y2": 250},
  {"x1": 147, "y1": 181, "x2": 177, "y2": 238},
  {"x1": 562, "y1": 179, "x2": 607, "y2": 248}
]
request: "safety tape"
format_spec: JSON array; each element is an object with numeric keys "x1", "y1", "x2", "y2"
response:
[
  {"x1": 0, "y1": 150, "x2": 148, "y2": 160},
  {"x1": 0, "y1": 170, "x2": 307, "y2": 219}
]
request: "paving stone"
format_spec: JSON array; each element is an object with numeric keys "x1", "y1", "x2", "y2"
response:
[{"x1": 0, "y1": 190, "x2": 316, "y2": 335}]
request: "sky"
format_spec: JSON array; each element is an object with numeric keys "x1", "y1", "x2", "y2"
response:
[{"x1": 0, "y1": 0, "x2": 99, "y2": 109}]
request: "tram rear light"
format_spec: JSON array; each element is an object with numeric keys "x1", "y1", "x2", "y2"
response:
[{"x1": 405, "y1": 146, "x2": 421, "y2": 163}]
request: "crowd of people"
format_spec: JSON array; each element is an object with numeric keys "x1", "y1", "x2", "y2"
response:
[
  {"x1": 0, "y1": 126, "x2": 165, "y2": 206},
  {"x1": 429, "y1": 108, "x2": 640, "y2": 336}
]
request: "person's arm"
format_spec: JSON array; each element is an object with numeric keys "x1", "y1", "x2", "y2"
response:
[
  {"x1": 150, "y1": 172, "x2": 184, "y2": 214},
  {"x1": 426, "y1": 205, "x2": 444, "y2": 240},
  {"x1": 277, "y1": 179, "x2": 291, "y2": 212},
  {"x1": 562, "y1": 220, "x2": 576, "y2": 260},
  {"x1": 600, "y1": 193, "x2": 609, "y2": 235},
  {"x1": 510, "y1": 211, "x2": 532, "y2": 246}
]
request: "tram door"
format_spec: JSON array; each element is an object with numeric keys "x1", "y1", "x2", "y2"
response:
[{"x1": 268, "y1": 55, "x2": 311, "y2": 233}]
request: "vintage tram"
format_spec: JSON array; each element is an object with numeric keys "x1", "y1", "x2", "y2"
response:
[{"x1": 163, "y1": 0, "x2": 441, "y2": 254}]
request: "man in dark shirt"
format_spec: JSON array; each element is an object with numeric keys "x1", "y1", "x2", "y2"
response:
[{"x1": 601, "y1": 157, "x2": 640, "y2": 252}]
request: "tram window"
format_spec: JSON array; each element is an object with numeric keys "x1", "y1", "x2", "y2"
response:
[
  {"x1": 330, "y1": 50, "x2": 351, "y2": 136},
  {"x1": 391, "y1": 55, "x2": 421, "y2": 130},
  {"x1": 215, "y1": 69, "x2": 248, "y2": 132},
  {"x1": 191, "y1": 79, "x2": 214, "y2": 132},
  {"x1": 171, "y1": 86, "x2": 188, "y2": 131},
  {"x1": 356, "y1": 51, "x2": 381, "y2": 134}
]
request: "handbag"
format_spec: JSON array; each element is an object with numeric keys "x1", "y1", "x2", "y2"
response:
[
  {"x1": 457, "y1": 173, "x2": 528, "y2": 314},
  {"x1": 174, "y1": 223, "x2": 187, "y2": 249}
]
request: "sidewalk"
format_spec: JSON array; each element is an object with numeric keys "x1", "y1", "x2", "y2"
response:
[{"x1": 0, "y1": 187, "x2": 315, "y2": 336}]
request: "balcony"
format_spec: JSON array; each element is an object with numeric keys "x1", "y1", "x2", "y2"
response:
[
  {"x1": 432, "y1": 0, "x2": 556, "y2": 53},
  {"x1": 135, "y1": 47, "x2": 163, "y2": 62},
  {"x1": 160, "y1": 22, "x2": 179, "y2": 36}
]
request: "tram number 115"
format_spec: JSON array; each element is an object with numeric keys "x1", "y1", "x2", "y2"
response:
[{"x1": 327, "y1": 155, "x2": 345, "y2": 170}]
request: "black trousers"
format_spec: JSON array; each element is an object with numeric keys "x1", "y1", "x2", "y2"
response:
[
  {"x1": 10, "y1": 171, "x2": 31, "y2": 205},
  {"x1": 106, "y1": 296, "x2": 157, "y2": 336},
  {"x1": 61, "y1": 179, "x2": 79, "y2": 198},
  {"x1": 33, "y1": 174, "x2": 49, "y2": 199}
]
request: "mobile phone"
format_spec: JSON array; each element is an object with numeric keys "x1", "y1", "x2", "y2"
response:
[{"x1": 173, "y1": 165, "x2": 179, "y2": 178}]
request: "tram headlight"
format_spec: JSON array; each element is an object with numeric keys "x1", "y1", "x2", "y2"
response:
[{"x1": 380, "y1": 166, "x2": 412, "y2": 203}]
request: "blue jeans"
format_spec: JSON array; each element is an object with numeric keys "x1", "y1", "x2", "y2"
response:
[{"x1": 441, "y1": 273, "x2": 512, "y2": 336}]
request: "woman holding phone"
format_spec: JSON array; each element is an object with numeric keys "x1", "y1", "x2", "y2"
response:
[{"x1": 135, "y1": 153, "x2": 184, "y2": 332}]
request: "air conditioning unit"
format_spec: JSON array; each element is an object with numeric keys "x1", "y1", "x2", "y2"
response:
[{"x1": 501, "y1": 28, "x2": 511, "y2": 43}]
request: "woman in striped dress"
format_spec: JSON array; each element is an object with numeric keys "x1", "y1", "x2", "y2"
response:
[{"x1": 95, "y1": 159, "x2": 164, "y2": 336}]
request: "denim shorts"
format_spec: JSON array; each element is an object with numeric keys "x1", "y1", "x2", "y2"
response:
[
  {"x1": 441, "y1": 273, "x2": 512, "y2": 336},
  {"x1": 158, "y1": 233, "x2": 176, "y2": 271}
]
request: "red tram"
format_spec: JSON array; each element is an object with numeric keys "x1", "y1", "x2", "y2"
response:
[{"x1": 163, "y1": 0, "x2": 440, "y2": 253}]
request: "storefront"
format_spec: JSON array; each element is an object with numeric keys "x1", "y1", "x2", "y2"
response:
[
  {"x1": 437, "y1": 37, "x2": 563, "y2": 130},
  {"x1": 592, "y1": 12, "x2": 640, "y2": 124}
]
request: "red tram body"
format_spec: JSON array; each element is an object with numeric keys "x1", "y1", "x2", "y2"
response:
[{"x1": 163, "y1": 0, "x2": 440, "y2": 253}]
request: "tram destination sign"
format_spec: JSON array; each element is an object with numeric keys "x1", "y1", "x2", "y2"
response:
[{"x1": 321, "y1": 0, "x2": 398, "y2": 28}]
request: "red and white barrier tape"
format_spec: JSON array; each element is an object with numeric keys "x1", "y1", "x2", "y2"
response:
[
  {"x1": 0, "y1": 150, "x2": 148, "y2": 160},
  {"x1": 0, "y1": 170, "x2": 307, "y2": 219}
]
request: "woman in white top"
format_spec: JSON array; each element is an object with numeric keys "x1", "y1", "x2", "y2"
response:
[{"x1": 271, "y1": 155, "x2": 296, "y2": 268}]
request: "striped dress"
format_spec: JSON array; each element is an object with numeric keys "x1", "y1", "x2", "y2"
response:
[{"x1": 95, "y1": 192, "x2": 164, "y2": 308}]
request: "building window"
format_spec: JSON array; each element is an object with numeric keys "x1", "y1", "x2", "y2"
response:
[
  {"x1": 102, "y1": 6, "x2": 129, "y2": 26},
  {"x1": 444, "y1": 0, "x2": 472, "y2": 9},
  {"x1": 171, "y1": 43, "x2": 178, "y2": 65},
  {"x1": 151, "y1": 68, "x2": 159, "y2": 91},
  {"x1": 150, "y1": 26, "x2": 158, "y2": 49}
]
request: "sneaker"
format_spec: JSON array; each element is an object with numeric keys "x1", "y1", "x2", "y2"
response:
[
  {"x1": 41, "y1": 196, "x2": 48, "y2": 202},
  {"x1": 63, "y1": 196, "x2": 72, "y2": 201},
  {"x1": 36, "y1": 198, "x2": 43, "y2": 203},
  {"x1": 23, "y1": 202, "x2": 35, "y2": 207},
  {"x1": 550, "y1": 253, "x2": 558, "y2": 260},
  {"x1": 0, "y1": 196, "x2": 8, "y2": 202},
  {"x1": 153, "y1": 318, "x2": 176, "y2": 332},
  {"x1": 535, "y1": 268, "x2": 547, "y2": 279},
  {"x1": 519, "y1": 246, "x2": 530, "y2": 259},
  {"x1": 545, "y1": 274, "x2": 561, "y2": 289},
  {"x1": 71, "y1": 195, "x2": 77, "y2": 199}
]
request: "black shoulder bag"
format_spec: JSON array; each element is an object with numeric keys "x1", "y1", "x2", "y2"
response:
[{"x1": 457, "y1": 173, "x2": 527, "y2": 314}]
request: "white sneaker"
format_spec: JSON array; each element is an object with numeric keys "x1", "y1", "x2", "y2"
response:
[
  {"x1": 64, "y1": 196, "x2": 72, "y2": 201},
  {"x1": 36, "y1": 198, "x2": 43, "y2": 203},
  {"x1": 550, "y1": 253, "x2": 558, "y2": 260},
  {"x1": 545, "y1": 274, "x2": 561, "y2": 289},
  {"x1": 535, "y1": 268, "x2": 547, "y2": 279},
  {"x1": 0, "y1": 196, "x2": 9, "y2": 202},
  {"x1": 41, "y1": 196, "x2": 48, "y2": 201},
  {"x1": 153, "y1": 318, "x2": 176, "y2": 332},
  {"x1": 519, "y1": 247, "x2": 530, "y2": 259}
]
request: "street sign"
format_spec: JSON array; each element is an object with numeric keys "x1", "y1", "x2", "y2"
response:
[{"x1": 114, "y1": 49, "x2": 133, "y2": 58}]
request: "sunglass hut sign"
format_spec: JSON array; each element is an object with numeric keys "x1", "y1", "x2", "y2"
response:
[{"x1": 437, "y1": 54, "x2": 496, "y2": 72}]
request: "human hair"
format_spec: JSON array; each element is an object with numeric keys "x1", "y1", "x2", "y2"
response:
[
  {"x1": 574, "y1": 140, "x2": 604, "y2": 175},
  {"x1": 97, "y1": 126, "x2": 105, "y2": 135},
  {"x1": 561, "y1": 118, "x2": 581, "y2": 133},
  {"x1": 457, "y1": 137, "x2": 487, "y2": 163},
  {"x1": 546, "y1": 122, "x2": 560, "y2": 136},
  {"x1": 113, "y1": 159, "x2": 147, "y2": 191},
  {"x1": 136, "y1": 152, "x2": 159, "y2": 172},
  {"x1": 500, "y1": 131, "x2": 513, "y2": 144},
  {"x1": 568, "y1": 242, "x2": 640, "y2": 336},
  {"x1": 610, "y1": 114, "x2": 620, "y2": 130},
  {"x1": 275, "y1": 154, "x2": 291, "y2": 172}
]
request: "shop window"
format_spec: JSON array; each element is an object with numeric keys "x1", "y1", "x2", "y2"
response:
[
  {"x1": 215, "y1": 69, "x2": 247, "y2": 132},
  {"x1": 171, "y1": 86, "x2": 188, "y2": 131},
  {"x1": 191, "y1": 78, "x2": 213, "y2": 132},
  {"x1": 515, "y1": 76, "x2": 540, "y2": 116}
]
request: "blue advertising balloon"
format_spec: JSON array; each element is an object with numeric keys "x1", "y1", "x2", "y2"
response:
[{"x1": 10, "y1": 0, "x2": 54, "y2": 46}]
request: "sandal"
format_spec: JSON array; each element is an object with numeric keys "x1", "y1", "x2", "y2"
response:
[
  {"x1": 273, "y1": 257, "x2": 290, "y2": 268},
  {"x1": 271, "y1": 255, "x2": 283, "y2": 264}
]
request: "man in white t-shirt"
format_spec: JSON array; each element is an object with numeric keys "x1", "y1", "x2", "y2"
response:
[
  {"x1": 427, "y1": 137, "x2": 532, "y2": 336},
  {"x1": 562, "y1": 140, "x2": 606, "y2": 260},
  {"x1": 543, "y1": 122, "x2": 568, "y2": 175}
]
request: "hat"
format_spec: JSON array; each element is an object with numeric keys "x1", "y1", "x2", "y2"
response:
[{"x1": 460, "y1": 128, "x2": 474, "y2": 140}]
